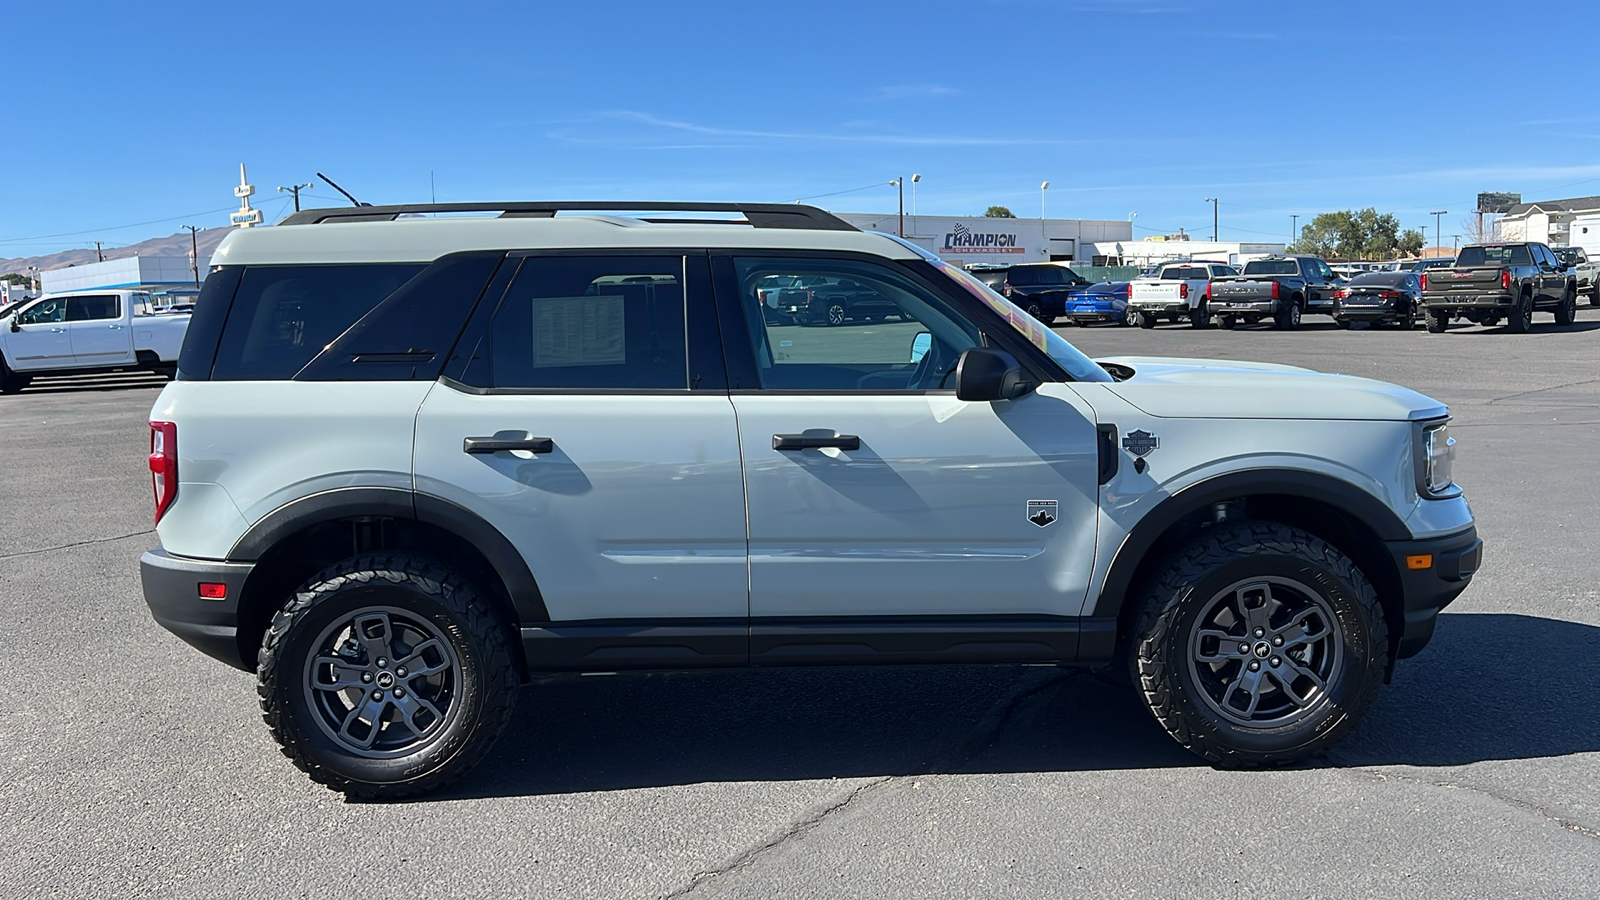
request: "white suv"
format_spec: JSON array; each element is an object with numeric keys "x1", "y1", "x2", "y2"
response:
[{"x1": 140, "y1": 202, "x2": 1482, "y2": 798}]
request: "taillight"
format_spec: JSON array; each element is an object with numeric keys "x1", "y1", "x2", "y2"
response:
[
  {"x1": 1334, "y1": 289, "x2": 1346, "y2": 299},
  {"x1": 1420, "y1": 273, "x2": 1428, "y2": 292},
  {"x1": 1179, "y1": 283, "x2": 1189, "y2": 299},
  {"x1": 1271, "y1": 281, "x2": 1280, "y2": 299},
  {"x1": 149, "y1": 421, "x2": 177, "y2": 524},
  {"x1": 1380, "y1": 291, "x2": 1398, "y2": 299},
  {"x1": 1501, "y1": 270, "x2": 1511, "y2": 290}
]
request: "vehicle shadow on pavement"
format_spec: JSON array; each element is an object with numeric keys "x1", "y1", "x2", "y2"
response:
[
  {"x1": 1440, "y1": 320, "x2": 1600, "y2": 335},
  {"x1": 10, "y1": 375, "x2": 168, "y2": 395},
  {"x1": 433, "y1": 612, "x2": 1596, "y2": 801},
  {"x1": 1332, "y1": 612, "x2": 1600, "y2": 767}
]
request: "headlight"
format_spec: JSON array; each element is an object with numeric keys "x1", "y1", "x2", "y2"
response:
[{"x1": 1421, "y1": 420, "x2": 1456, "y2": 496}]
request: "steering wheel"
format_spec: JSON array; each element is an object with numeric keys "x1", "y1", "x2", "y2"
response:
[{"x1": 905, "y1": 335, "x2": 959, "y2": 391}]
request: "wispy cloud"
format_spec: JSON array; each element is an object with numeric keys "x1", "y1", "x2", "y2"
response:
[
  {"x1": 546, "y1": 110, "x2": 1098, "y2": 148},
  {"x1": 864, "y1": 83, "x2": 959, "y2": 103}
]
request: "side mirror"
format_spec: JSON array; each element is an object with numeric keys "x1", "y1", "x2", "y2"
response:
[
  {"x1": 909, "y1": 331, "x2": 931, "y2": 363},
  {"x1": 955, "y1": 348, "x2": 1035, "y2": 401},
  {"x1": 8, "y1": 320, "x2": 17, "y2": 333}
]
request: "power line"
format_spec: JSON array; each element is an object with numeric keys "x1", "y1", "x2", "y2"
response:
[{"x1": 0, "y1": 206, "x2": 238, "y2": 245}]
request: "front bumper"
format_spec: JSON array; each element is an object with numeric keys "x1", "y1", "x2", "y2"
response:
[
  {"x1": 1422, "y1": 293, "x2": 1513, "y2": 310},
  {"x1": 141, "y1": 549, "x2": 254, "y2": 670},
  {"x1": 1385, "y1": 525, "x2": 1482, "y2": 659}
]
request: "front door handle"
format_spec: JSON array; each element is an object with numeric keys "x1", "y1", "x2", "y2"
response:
[
  {"x1": 773, "y1": 433, "x2": 860, "y2": 451},
  {"x1": 463, "y1": 436, "x2": 554, "y2": 454}
]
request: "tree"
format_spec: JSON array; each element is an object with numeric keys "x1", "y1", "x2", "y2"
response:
[
  {"x1": 0, "y1": 273, "x2": 30, "y2": 285},
  {"x1": 984, "y1": 206, "x2": 1016, "y2": 218},
  {"x1": 1288, "y1": 207, "x2": 1408, "y2": 259},
  {"x1": 1397, "y1": 229, "x2": 1426, "y2": 257}
]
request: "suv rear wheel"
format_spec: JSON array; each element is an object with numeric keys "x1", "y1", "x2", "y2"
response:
[
  {"x1": 257, "y1": 553, "x2": 518, "y2": 799},
  {"x1": 1129, "y1": 522, "x2": 1388, "y2": 768}
]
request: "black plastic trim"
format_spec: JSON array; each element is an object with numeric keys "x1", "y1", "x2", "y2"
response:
[
  {"x1": 1090, "y1": 469, "x2": 1413, "y2": 618},
  {"x1": 225, "y1": 486, "x2": 551, "y2": 625},
  {"x1": 1096, "y1": 424, "x2": 1119, "y2": 485},
  {"x1": 750, "y1": 615, "x2": 1086, "y2": 666},
  {"x1": 522, "y1": 619, "x2": 748, "y2": 670},
  {"x1": 1386, "y1": 525, "x2": 1481, "y2": 659},
  {"x1": 141, "y1": 549, "x2": 255, "y2": 670},
  {"x1": 280, "y1": 202, "x2": 857, "y2": 231},
  {"x1": 175, "y1": 265, "x2": 241, "y2": 381}
]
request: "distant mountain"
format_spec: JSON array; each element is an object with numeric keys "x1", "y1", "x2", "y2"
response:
[{"x1": 1, "y1": 227, "x2": 235, "y2": 279}]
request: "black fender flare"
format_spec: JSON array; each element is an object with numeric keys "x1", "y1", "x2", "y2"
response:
[
  {"x1": 1089, "y1": 468, "x2": 1410, "y2": 618},
  {"x1": 229, "y1": 486, "x2": 548, "y2": 622}
]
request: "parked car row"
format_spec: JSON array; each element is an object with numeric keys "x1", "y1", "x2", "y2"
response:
[{"x1": 0, "y1": 289, "x2": 189, "y2": 393}]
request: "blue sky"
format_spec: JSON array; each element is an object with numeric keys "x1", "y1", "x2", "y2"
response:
[{"x1": 3, "y1": 0, "x2": 1597, "y2": 258}]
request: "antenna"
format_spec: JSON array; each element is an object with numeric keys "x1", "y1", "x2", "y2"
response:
[{"x1": 317, "y1": 172, "x2": 368, "y2": 207}]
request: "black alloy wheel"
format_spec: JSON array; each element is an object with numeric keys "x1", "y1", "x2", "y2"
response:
[
  {"x1": 1130, "y1": 522, "x2": 1388, "y2": 767},
  {"x1": 1396, "y1": 302, "x2": 1416, "y2": 330},
  {"x1": 258, "y1": 553, "x2": 518, "y2": 799},
  {"x1": 1554, "y1": 287, "x2": 1577, "y2": 327},
  {"x1": 1274, "y1": 299, "x2": 1302, "y2": 330},
  {"x1": 1506, "y1": 291, "x2": 1534, "y2": 334}
]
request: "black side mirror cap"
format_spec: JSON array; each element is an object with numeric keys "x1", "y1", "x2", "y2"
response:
[
  {"x1": 955, "y1": 347, "x2": 1035, "y2": 401},
  {"x1": 8, "y1": 320, "x2": 17, "y2": 333}
]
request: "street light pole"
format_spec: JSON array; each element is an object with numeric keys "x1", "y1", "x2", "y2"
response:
[
  {"x1": 278, "y1": 182, "x2": 314, "y2": 212},
  {"x1": 1291, "y1": 214, "x2": 1298, "y2": 247},
  {"x1": 910, "y1": 174, "x2": 921, "y2": 236},
  {"x1": 890, "y1": 178, "x2": 904, "y2": 237},
  {"x1": 182, "y1": 225, "x2": 204, "y2": 289},
  {"x1": 1205, "y1": 198, "x2": 1218, "y2": 241},
  {"x1": 1429, "y1": 210, "x2": 1448, "y2": 257},
  {"x1": 1040, "y1": 181, "x2": 1050, "y2": 220}
]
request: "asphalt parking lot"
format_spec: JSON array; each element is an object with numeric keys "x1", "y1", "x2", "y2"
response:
[{"x1": 2, "y1": 313, "x2": 1598, "y2": 899}]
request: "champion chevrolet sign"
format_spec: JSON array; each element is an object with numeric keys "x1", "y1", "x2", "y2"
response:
[{"x1": 942, "y1": 222, "x2": 1024, "y2": 254}]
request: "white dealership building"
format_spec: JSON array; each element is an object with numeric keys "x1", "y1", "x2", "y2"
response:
[{"x1": 832, "y1": 213, "x2": 1133, "y2": 266}]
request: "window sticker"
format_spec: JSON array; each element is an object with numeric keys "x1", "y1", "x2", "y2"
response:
[{"x1": 532, "y1": 295, "x2": 626, "y2": 367}]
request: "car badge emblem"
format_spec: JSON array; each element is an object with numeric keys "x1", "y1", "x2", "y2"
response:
[
  {"x1": 1122, "y1": 429, "x2": 1160, "y2": 457},
  {"x1": 1027, "y1": 500, "x2": 1057, "y2": 528}
]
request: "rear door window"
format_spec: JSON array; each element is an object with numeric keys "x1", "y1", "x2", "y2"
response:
[
  {"x1": 66, "y1": 295, "x2": 120, "y2": 321},
  {"x1": 459, "y1": 256, "x2": 689, "y2": 390}
]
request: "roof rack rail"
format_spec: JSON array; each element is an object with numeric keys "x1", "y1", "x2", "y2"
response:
[{"x1": 277, "y1": 201, "x2": 858, "y2": 231}]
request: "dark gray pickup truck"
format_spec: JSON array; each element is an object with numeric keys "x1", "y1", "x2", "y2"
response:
[
  {"x1": 1209, "y1": 255, "x2": 1343, "y2": 330},
  {"x1": 1419, "y1": 242, "x2": 1578, "y2": 334}
]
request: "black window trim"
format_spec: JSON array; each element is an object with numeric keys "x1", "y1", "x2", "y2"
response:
[
  {"x1": 708, "y1": 248, "x2": 1064, "y2": 394},
  {"x1": 438, "y1": 248, "x2": 725, "y2": 395}
]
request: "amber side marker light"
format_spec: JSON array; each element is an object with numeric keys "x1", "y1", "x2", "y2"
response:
[{"x1": 1406, "y1": 554, "x2": 1433, "y2": 570}]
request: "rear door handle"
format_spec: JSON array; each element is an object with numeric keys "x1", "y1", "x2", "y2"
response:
[
  {"x1": 463, "y1": 436, "x2": 554, "y2": 454},
  {"x1": 773, "y1": 433, "x2": 860, "y2": 451}
]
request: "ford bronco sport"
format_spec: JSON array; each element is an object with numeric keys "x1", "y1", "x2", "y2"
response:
[{"x1": 140, "y1": 202, "x2": 1482, "y2": 798}]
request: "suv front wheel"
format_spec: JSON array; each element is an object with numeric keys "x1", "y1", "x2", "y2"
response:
[
  {"x1": 1129, "y1": 522, "x2": 1388, "y2": 768},
  {"x1": 257, "y1": 553, "x2": 519, "y2": 799}
]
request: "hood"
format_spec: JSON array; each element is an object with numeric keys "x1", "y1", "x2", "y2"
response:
[{"x1": 1095, "y1": 356, "x2": 1448, "y2": 421}]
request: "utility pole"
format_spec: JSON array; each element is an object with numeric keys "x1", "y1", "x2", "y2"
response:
[
  {"x1": 1290, "y1": 214, "x2": 1298, "y2": 247},
  {"x1": 890, "y1": 178, "x2": 904, "y2": 237},
  {"x1": 181, "y1": 226, "x2": 204, "y2": 289},
  {"x1": 1205, "y1": 198, "x2": 1219, "y2": 241},
  {"x1": 1430, "y1": 211, "x2": 1448, "y2": 257},
  {"x1": 93, "y1": 241, "x2": 105, "y2": 262},
  {"x1": 910, "y1": 173, "x2": 921, "y2": 236},
  {"x1": 277, "y1": 182, "x2": 314, "y2": 212}
]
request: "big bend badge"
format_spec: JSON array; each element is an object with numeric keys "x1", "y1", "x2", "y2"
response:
[{"x1": 1027, "y1": 500, "x2": 1058, "y2": 528}]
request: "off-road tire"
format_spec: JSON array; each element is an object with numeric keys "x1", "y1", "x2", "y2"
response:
[
  {"x1": 1507, "y1": 291, "x2": 1533, "y2": 334},
  {"x1": 1426, "y1": 311, "x2": 1448, "y2": 333},
  {"x1": 1554, "y1": 287, "x2": 1577, "y2": 327},
  {"x1": 1128, "y1": 522, "x2": 1389, "y2": 768},
  {"x1": 1138, "y1": 310, "x2": 1157, "y2": 329},
  {"x1": 1273, "y1": 298, "x2": 1302, "y2": 330},
  {"x1": 258, "y1": 553, "x2": 518, "y2": 800},
  {"x1": 1189, "y1": 306, "x2": 1211, "y2": 328},
  {"x1": 0, "y1": 358, "x2": 28, "y2": 394}
]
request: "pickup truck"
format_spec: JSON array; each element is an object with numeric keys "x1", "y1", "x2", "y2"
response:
[
  {"x1": 1419, "y1": 242, "x2": 1577, "y2": 334},
  {"x1": 0, "y1": 289, "x2": 189, "y2": 393},
  {"x1": 1554, "y1": 246, "x2": 1598, "y2": 305},
  {"x1": 1127, "y1": 260, "x2": 1238, "y2": 328},
  {"x1": 1208, "y1": 255, "x2": 1343, "y2": 330}
]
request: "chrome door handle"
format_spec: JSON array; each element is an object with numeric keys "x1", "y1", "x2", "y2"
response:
[{"x1": 108, "y1": 324, "x2": 123, "y2": 330}]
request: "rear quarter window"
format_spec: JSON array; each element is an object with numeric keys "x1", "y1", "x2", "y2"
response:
[{"x1": 210, "y1": 264, "x2": 426, "y2": 380}]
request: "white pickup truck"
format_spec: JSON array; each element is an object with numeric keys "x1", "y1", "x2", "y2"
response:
[
  {"x1": 0, "y1": 290, "x2": 190, "y2": 393},
  {"x1": 1127, "y1": 260, "x2": 1237, "y2": 328}
]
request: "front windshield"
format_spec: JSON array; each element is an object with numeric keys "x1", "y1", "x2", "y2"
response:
[{"x1": 936, "y1": 260, "x2": 1113, "y2": 383}]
